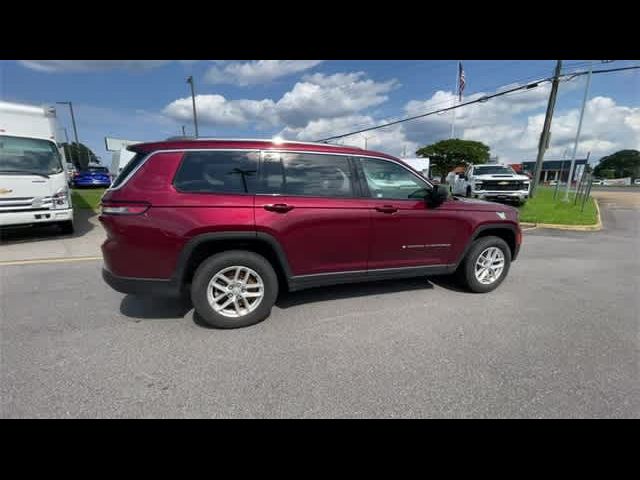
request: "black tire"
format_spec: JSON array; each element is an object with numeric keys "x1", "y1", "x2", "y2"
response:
[
  {"x1": 58, "y1": 220, "x2": 75, "y2": 235},
  {"x1": 191, "y1": 250, "x2": 279, "y2": 329},
  {"x1": 456, "y1": 236, "x2": 511, "y2": 293}
]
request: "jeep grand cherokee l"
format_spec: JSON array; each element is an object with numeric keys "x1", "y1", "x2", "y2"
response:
[{"x1": 100, "y1": 138, "x2": 521, "y2": 329}]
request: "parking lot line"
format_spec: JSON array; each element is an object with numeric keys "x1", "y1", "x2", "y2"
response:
[{"x1": 0, "y1": 256, "x2": 103, "y2": 267}]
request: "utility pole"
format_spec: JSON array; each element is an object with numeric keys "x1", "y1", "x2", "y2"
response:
[
  {"x1": 564, "y1": 61, "x2": 593, "y2": 202},
  {"x1": 186, "y1": 76, "x2": 199, "y2": 137},
  {"x1": 530, "y1": 60, "x2": 563, "y2": 198}
]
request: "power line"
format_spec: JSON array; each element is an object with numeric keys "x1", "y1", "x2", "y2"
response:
[
  {"x1": 316, "y1": 64, "x2": 640, "y2": 143},
  {"x1": 316, "y1": 80, "x2": 551, "y2": 142}
]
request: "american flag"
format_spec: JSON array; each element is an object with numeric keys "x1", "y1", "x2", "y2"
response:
[{"x1": 458, "y1": 62, "x2": 465, "y2": 102}]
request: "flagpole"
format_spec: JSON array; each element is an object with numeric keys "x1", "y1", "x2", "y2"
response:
[{"x1": 450, "y1": 61, "x2": 458, "y2": 139}]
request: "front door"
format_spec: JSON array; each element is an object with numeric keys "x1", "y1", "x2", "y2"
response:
[{"x1": 357, "y1": 157, "x2": 458, "y2": 270}]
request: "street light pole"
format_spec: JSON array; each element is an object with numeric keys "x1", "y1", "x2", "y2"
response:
[
  {"x1": 563, "y1": 61, "x2": 593, "y2": 202},
  {"x1": 56, "y1": 101, "x2": 81, "y2": 166},
  {"x1": 186, "y1": 76, "x2": 199, "y2": 138},
  {"x1": 361, "y1": 134, "x2": 374, "y2": 150}
]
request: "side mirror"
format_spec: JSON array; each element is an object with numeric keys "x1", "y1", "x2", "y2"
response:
[{"x1": 426, "y1": 184, "x2": 449, "y2": 208}]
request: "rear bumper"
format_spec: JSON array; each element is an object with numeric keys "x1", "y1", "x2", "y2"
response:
[
  {"x1": 73, "y1": 180, "x2": 111, "y2": 187},
  {"x1": 0, "y1": 208, "x2": 73, "y2": 227},
  {"x1": 102, "y1": 268, "x2": 182, "y2": 297}
]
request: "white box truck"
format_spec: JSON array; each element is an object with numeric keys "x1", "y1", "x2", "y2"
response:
[{"x1": 0, "y1": 101, "x2": 74, "y2": 233}]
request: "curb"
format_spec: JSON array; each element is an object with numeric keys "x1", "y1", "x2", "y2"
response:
[{"x1": 521, "y1": 198, "x2": 603, "y2": 232}]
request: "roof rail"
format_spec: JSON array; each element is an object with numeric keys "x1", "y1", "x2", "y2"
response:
[
  {"x1": 164, "y1": 135, "x2": 196, "y2": 141},
  {"x1": 160, "y1": 136, "x2": 363, "y2": 148}
]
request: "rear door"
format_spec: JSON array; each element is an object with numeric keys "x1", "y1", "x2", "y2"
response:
[
  {"x1": 254, "y1": 151, "x2": 370, "y2": 276},
  {"x1": 357, "y1": 156, "x2": 459, "y2": 269}
]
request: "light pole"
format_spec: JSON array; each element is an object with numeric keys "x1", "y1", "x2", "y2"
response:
[
  {"x1": 56, "y1": 101, "x2": 81, "y2": 166},
  {"x1": 361, "y1": 134, "x2": 375, "y2": 150},
  {"x1": 186, "y1": 76, "x2": 199, "y2": 137},
  {"x1": 563, "y1": 61, "x2": 593, "y2": 202}
]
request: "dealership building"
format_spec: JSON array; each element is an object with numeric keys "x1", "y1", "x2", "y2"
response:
[{"x1": 520, "y1": 158, "x2": 589, "y2": 183}]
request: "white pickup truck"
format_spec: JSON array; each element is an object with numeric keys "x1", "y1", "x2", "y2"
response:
[{"x1": 450, "y1": 164, "x2": 531, "y2": 205}]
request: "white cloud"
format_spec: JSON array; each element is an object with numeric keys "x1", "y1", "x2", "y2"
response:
[
  {"x1": 19, "y1": 60, "x2": 176, "y2": 73},
  {"x1": 204, "y1": 60, "x2": 323, "y2": 86},
  {"x1": 275, "y1": 72, "x2": 397, "y2": 128},
  {"x1": 163, "y1": 71, "x2": 397, "y2": 130},
  {"x1": 162, "y1": 94, "x2": 277, "y2": 128},
  {"x1": 280, "y1": 114, "x2": 417, "y2": 158}
]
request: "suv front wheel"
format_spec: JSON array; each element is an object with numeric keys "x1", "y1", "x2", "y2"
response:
[
  {"x1": 191, "y1": 250, "x2": 279, "y2": 329},
  {"x1": 457, "y1": 236, "x2": 511, "y2": 293}
]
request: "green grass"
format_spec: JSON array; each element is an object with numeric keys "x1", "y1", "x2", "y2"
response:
[
  {"x1": 71, "y1": 188, "x2": 106, "y2": 210},
  {"x1": 519, "y1": 187, "x2": 598, "y2": 225}
]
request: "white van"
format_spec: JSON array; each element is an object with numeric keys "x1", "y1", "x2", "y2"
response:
[{"x1": 0, "y1": 101, "x2": 74, "y2": 233}]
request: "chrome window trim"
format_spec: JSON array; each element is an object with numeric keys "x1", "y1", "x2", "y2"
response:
[{"x1": 106, "y1": 147, "x2": 433, "y2": 192}]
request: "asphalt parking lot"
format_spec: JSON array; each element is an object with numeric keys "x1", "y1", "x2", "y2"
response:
[{"x1": 1, "y1": 192, "x2": 638, "y2": 418}]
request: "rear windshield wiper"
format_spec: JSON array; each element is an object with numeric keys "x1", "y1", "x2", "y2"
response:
[{"x1": 0, "y1": 170, "x2": 50, "y2": 179}]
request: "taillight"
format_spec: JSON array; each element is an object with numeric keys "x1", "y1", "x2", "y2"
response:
[{"x1": 101, "y1": 202, "x2": 150, "y2": 215}]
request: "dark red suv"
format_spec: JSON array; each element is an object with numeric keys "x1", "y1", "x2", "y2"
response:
[{"x1": 100, "y1": 138, "x2": 521, "y2": 328}]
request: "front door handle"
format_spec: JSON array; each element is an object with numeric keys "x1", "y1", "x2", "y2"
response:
[
  {"x1": 264, "y1": 203, "x2": 294, "y2": 213},
  {"x1": 375, "y1": 205, "x2": 398, "y2": 214}
]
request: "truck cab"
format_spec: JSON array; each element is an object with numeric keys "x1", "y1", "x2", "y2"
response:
[
  {"x1": 451, "y1": 164, "x2": 531, "y2": 205},
  {"x1": 0, "y1": 101, "x2": 74, "y2": 233}
]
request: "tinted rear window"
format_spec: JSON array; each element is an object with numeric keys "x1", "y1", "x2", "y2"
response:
[
  {"x1": 110, "y1": 152, "x2": 147, "y2": 188},
  {"x1": 258, "y1": 152, "x2": 355, "y2": 197},
  {"x1": 173, "y1": 151, "x2": 259, "y2": 194}
]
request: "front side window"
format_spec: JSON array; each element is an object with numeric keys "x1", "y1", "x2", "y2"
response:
[
  {"x1": 359, "y1": 157, "x2": 429, "y2": 200},
  {"x1": 174, "y1": 150, "x2": 259, "y2": 194},
  {"x1": 0, "y1": 135, "x2": 63, "y2": 176},
  {"x1": 257, "y1": 152, "x2": 355, "y2": 197}
]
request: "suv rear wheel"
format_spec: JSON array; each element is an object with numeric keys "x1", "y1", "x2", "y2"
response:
[
  {"x1": 457, "y1": 236, "x2": 511, "y2": 293},
  {"x1": 191, "y1": 250, "x2": 278, "y2": 329}
]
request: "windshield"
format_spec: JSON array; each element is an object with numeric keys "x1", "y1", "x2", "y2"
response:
[
  {"x1": 0, "y1": 135, "x2": 63, "y2": 175},
  {"x1": 474, "y1": 166, "x2": 516, "y2": 175}
]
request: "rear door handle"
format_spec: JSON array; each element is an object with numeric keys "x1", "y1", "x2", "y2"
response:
[
  {"x1": 264, "y1": 203, "x2": 294, "y2": 213},
  {"x1": 375, "y1": 205, "x2": 398, "y2": 214}
]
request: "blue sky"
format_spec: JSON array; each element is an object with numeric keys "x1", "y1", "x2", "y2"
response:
[{"x1": 2, "y1": 60, "x2": 638, "y2": 166}]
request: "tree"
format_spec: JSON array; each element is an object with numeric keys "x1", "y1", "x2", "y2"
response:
[
  {"x1": 593, "y1": 150, "x2": 640, "y2": 179},
  {"x1": 416, "y1": 139, "x2": 490, "y2": 182},
  {"x1": 61, "y1": 142, "x2": 99, "y2": 170}
]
